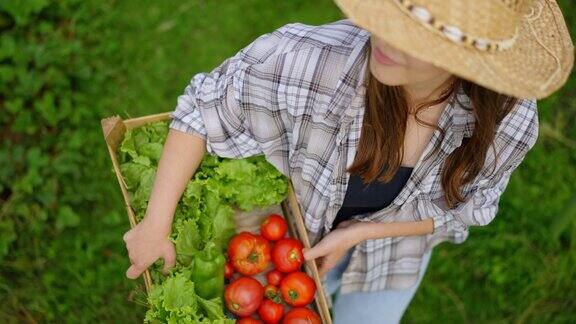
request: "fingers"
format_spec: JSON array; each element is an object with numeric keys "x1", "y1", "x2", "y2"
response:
[
  {"x1": 126, "y1": 264, "x2": 145, "y2": 279},
  {"x1": 123, "y1": 231, "x2": 132, "y2": 242},
  {"x1": 123, "y1": 227, "x2": 177, "y2": 278},
  {"x1": 304, "y1": 241, "x2": 341, "y2": 278},
  {"x1": 318, "y1": 264, "x2": 328, "y2": 278},
  {"x1": 318, "y1": 255, "x2": 338, "y2": 278},
  {"x1": 162, "y1": 244, "x2": 177, "y2": 274},
  {"x1": 303, "y1": 242, "x2": 329, "y2": 261}
]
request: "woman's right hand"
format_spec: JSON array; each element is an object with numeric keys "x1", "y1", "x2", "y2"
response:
[
  {"x1": 123, "y1": 217, "x2": 176, "y2": 279},
  {"x1": 121, "y1": 129, "x2": 207, "y2": 279}
]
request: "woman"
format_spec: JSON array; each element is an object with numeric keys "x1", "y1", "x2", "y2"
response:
[{"x1": 123, "y1": 0, "x2": 573, "y2": 322}]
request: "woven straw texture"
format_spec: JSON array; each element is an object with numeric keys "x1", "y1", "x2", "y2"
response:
[{"x1": 334, "y1": 0, "x2": 574, "y2": 99}]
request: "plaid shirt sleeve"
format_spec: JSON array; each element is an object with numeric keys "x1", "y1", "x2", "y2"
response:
[
  {"x1": 169, "y1": 24, "x2": 293, "y2": 159},
  {"x1": 430, "y1": 99, "x2": 539, "y2": 234}
]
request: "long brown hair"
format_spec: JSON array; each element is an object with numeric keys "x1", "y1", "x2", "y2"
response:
[{"x1": 347, "y1": 68, "x2": 518, "y2": 208}]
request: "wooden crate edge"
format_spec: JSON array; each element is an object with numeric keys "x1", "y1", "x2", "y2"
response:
[
  {"x1": 283, "y1": 183, "x2": 333, "y2": 324},
  {"x1": 100, "y1": 115, "x2": 155, "y2": 293}
]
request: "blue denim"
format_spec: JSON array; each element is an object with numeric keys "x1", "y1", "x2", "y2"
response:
[{"x1": 324, "y1": 249, "x2": 433, "y2": 324}]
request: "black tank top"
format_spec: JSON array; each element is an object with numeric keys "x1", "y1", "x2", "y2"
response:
[{"x1": 332, "y1": 166, "x2": 413, "y2": 229}]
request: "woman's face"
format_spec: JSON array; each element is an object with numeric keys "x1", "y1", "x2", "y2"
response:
[{"x1": 369, "y1": 36, "x2": 452, "y2": 94}]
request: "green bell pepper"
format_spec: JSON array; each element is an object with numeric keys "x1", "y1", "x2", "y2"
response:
[{"x1": 192, "y1": 242, "x2": 226, "y2": 299}]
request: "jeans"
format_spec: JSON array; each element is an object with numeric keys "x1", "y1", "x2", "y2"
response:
[{"x1": 324, "y1": 249, "x2": 433, "y2": 324}]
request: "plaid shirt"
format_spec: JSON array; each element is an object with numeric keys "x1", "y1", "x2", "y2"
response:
[{"x1": 170, "y1": 20, "x2": 539, "y2": 293}]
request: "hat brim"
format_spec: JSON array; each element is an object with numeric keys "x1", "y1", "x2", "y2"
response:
[{"x1": 334, "y1": 0, "x2": 574, "y2": 99}]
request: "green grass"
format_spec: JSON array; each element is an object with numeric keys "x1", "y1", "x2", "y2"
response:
[
  {"x1": 107, "y1": 0, "x2": 342, "y2": 117},
  {"x1": 0, "y1": 0, "x2": 574, "y2": 323}
]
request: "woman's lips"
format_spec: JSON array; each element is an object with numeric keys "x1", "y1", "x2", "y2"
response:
[{"x1": 373, "y1": 46, "x2": 399, "y2": 66}]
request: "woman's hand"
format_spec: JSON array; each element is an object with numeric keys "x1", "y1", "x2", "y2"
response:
[
  {"x1": 303, "y1": 220, "x2": 365, "y2": 277},
  {"x1": 303, "y1": 217, "x2": 436, "y2": 278},
  {"x1": 122, "y1": 130, "x2": 207, "y2": 279},
  {"x1": 123, "y1": 218, "x2": 176, "y2": 279}
]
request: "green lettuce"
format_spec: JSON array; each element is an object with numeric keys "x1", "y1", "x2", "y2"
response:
[
  {"x1": 144, "y1": 271, "x2": 233, "y2": 324},
  {"x1": 131, "y1": 167, "x2": 156, "y2": 213},
  {"x1": 197, "y1": 296, "x2": 232, "y2": 322},
  {"x1": 120, "y1": 162, "x2": 150, "y2": 189},
  {"x1": 173, "y1": 218, "x2": 201, "y2": 266},
  {"x1": 208, "y1": 202, "x2": 235, "y2": 252}
]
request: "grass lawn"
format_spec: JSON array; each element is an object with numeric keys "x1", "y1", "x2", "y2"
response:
[{"x1": 109, "y1": 1, "x2": 576, "y2": 322}]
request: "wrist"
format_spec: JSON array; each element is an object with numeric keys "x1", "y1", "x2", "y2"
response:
[
  {"x1": 142, "y1": 212, "x2": 173, "y2": 237},
  {"x1": 346, "y1": 222, "x2": 371, "y2": 246}
]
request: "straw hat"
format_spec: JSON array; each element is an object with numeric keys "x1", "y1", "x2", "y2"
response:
[{"x1": 334, "y1": 0, "x2": 574, "y2": 99}]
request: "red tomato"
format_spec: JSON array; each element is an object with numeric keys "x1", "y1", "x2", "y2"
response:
[
  {"x1": 280, "y1": 272, "x2": 316, "y2": 307},
  {"x1": 272, "y1": 238, "x2": 304, "y2": 273},
  {"x1": 225, "y1": 261, "x2": 234, "y2": 280},
  {"x1": 238, "y1": 317, "x2": 264, "y2": 324},
  {"x1": 258, "y1": 299, "x2": 284, "y2": 324},
  {"x1": 261, "y1": 214, "x2": 288, "y2": 241},
  {"x1": 228, "y1": 232, "x2": 271, "y2": 276},
  {"x1": 225, "y1": 277, "x2": 264, "y2": 317},
  {"x1": 266, "y1": 270, "x2": 284, "y2": 286},
  {"x1": 281, "y1": 307, "x2": 321, "y2": 324}
]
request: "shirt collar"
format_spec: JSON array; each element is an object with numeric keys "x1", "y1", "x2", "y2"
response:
[{"x1": 440, "y1": 83, "x2": 476, "y2": 153}]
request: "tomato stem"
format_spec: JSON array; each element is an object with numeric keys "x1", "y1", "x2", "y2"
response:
[
  {"x1": 289, "y1": 250, "x2": 300, "y2": 261},
  {"x1": 248, "y1": 251, "x2": 259, "y2": 263},
  {"x1": 271, "y1": 294, "x2": 282, "y2": 304},
  {"x1": 288, "y1": 290, "x2": 299, "y2": 302}
]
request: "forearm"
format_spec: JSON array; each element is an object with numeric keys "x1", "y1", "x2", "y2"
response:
[
  {"x1": 143, "y1": 129, "x2": 207, "y2": 235},
  {"x1": 352, "y1": 219, "x2": 434, "y2": 243}
]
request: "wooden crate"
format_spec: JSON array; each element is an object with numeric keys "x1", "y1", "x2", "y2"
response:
[{"x1": 101, "y1": 113, "x2": 332, "y2": 324}]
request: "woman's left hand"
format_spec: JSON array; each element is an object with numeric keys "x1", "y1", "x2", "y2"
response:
[{"x1": 303, "y1": 220, "x2": 365, "y2": 278}]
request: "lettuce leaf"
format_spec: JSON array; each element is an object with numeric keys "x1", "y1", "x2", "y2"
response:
[
  {"x1": 209, "y1": 157, "x2": 288, "y2": 211},
  {"x1": 197, "y1": 296, "x2": 232, "y2": 322},
  {"x1": 145, "y1": 271, "x2": 199, "y2": 323},
  {"x1": 209, "y1": 204, "x2": 235, "y2": 252},
  {"x1": 120, "y1": 162, "x2": 149, "y2": 189},
  {"x1": 131, "y1": 167, "x2": 156, "y2": 213},
  {"x1": 119, "y1": 128, "x2": 138, "y2": 161},
  {"x1": 140, "y1": 142, "x2": 164, "y2": 162},
  {"x1": 173, "y1": 218, "x2": 201, "y2": 266},
  {"x1": 145, "y1": 271, "x2": 232, "y2": 324}
]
